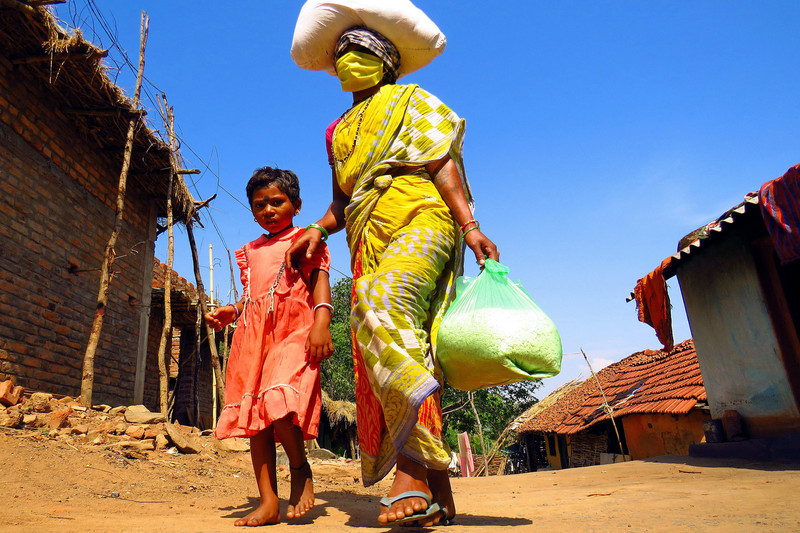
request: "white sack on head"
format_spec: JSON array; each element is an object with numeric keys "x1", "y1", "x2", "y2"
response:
[{"x1": 291, "y1": 0, "x2": 446, "y2": 79}]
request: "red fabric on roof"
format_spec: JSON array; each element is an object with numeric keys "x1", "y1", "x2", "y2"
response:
[
  {"x1": 759, "y1": 162, "x2": 800, "y2": 264},
  {"x1": 634, "y1": 257, "x2": 674, "y2": 351}
]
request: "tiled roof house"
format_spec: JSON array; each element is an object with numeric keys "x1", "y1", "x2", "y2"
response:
[{"x1": 518, "y1": 340, "x2": 709, "y2": 469}]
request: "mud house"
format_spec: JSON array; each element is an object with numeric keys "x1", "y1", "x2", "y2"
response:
[
  {"x1": 635, "y1": 166, "x2": 800, "y2": 441},
  {"x1": 518, "y1": 340, "x2": 709, "y2": 469},
  {"x1": 0, "y1": 5, "x2": 195, "y2": 408}
]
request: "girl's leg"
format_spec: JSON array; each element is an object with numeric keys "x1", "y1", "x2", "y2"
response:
[
  {"x1": 272, "y1": 415, "x2": 314, "y2": 519},
  {"x1": 236, "y1": 427, "x2": 280, "y2": 527}
]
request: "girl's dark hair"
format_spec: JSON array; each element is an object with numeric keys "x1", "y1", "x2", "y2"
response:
[{"x1": 245, "y1": 166, "x2": 300, "y2": 205}]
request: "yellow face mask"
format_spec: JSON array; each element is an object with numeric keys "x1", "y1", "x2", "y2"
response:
[{"x1": 336, "y1": 51, "x2": 384, "y2": 92}]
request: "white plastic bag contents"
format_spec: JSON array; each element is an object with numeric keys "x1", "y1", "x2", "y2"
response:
[
  {"x1": 436, "y1": 259, "x2": 562, "y2": 391},
  {"x1": 291, "y1": 0, "x2": 446, "y2": 79}
]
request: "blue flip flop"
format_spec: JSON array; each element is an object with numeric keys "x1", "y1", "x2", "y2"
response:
[{"x1": 380, "y1": 491, "x2": 443, "y2": 526}]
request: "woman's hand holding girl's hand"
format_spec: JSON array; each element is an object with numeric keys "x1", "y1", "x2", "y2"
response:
[
  {"x1": 463, "y1": 228, "x2": 499, "y2": 266},
  {"x1": 306, "y1": 322, "x2": 334, "y2": 363},
  {"x1": 204, "y1": 305, "x2": 236, "y2": 332},
  {"x1": 285, "y1": 229, "x2": 323, "y2": 273}
]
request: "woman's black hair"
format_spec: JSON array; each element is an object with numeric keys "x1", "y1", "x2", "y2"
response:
[{"x1": 246, "y1": 166, "x2": 300, "y2": 205}]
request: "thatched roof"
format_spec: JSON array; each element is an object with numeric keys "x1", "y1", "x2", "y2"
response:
[
  {"x1": 510, "y1": 379, "x2": 582, "y2": 434},
  {"x1": 321, "y1": 390, "x2": 356, "y2": 427},
  {"x1": 0, "y1": 2, "x2": 195, "y2": 223}
]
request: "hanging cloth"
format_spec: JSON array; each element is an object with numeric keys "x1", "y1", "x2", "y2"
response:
[
  {"x1": 634, "y1": 257, "x2": 674, "y2": 351},
  {"x1": 759, "y1": 162, "x2": 800, "y2": 264}
]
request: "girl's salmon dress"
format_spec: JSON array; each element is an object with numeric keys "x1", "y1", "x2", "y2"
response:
[{"x1": 215, "y1": 226, "x2": 330, "y2": 441}]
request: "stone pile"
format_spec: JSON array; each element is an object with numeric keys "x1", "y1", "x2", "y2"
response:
[{"x1": 0, "y1": 379, "x2": 250, "y2": 457}]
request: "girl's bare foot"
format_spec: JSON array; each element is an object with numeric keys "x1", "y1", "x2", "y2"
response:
[
  {"x1": 378, "y1": 454, "x2": 432, "y2": 526},
  {"x1": 286, "y1": 460, "x2": 315, "y2": 519},
  {"x1": 235, "y1": 496, "x2": 280, "y2": 527}
]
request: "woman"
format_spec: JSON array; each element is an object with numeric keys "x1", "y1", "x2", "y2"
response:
[{"x1": 286, "y1": 26, "x2": 498, "y2": 527}]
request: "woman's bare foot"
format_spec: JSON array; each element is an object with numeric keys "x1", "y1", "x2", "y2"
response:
[
  {"x1": 234, "y1": 496, "x2": 280, "y2": 527},
  {"x1": 286, "y1": 460, "x2": 315, "y2": 519},
  {"x1": 378, "y1": 454, "x2": 432, "y2": 526}
]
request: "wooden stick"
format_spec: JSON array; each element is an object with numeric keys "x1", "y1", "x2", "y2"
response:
[
  {"x1": 185, "y1": 221, "x2": 226, "y2": 416},
  {"x1": 80, "y1": 12, "x2": 149, "y2": 407},
  {"x1": 468, "y1": 391, "x2": 490, "y2": 476},
  {"x1": 581, "y1": 348, "x2": 627, "y2": 461},
  {"x1": 155, "y1": 93, "x2": 176, "y2": 416}
]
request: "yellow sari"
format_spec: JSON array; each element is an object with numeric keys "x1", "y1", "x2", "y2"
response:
[{"x1": 332, "y1": 84, "x2": 471, "y2": 485}]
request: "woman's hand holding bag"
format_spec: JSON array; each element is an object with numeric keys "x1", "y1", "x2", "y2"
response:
[{"x1": 436, "y1": 259, "x2": 562, "y2": 391}]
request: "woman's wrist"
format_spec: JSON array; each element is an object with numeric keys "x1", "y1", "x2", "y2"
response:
[
  {"x1": 459, "y1": 219, "x2": 480, "y2": 240},
  {"x1": 306, "y1": 223, "x2": 328, "y2": 242}
]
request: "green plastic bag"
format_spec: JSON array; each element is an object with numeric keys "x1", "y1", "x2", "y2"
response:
[{"x1": 436, "y1": 259, "x2": 562, "y2": 391}]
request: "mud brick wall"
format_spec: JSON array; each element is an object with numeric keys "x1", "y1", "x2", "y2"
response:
[
  {"x1": 0, "y1": 47, "x2": 159, "y2": 407},
  {"x1": 568, "y1": 431, "x2": 607, "y2": 468}
]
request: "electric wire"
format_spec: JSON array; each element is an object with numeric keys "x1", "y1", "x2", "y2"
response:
[{"x1": 52, "y1": 2, "x2": 355, "y2": 286}]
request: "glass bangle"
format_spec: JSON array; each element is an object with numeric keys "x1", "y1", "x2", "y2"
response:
[
  {"x1": 306, "y1": 223, "x2": 328, "y2": 242},
  {"x1": 459, "y1": 219, "x2": 479, "y2": 233},
  {"x1": 461, "y1": 225, "x2": 480, "y2": 240}
]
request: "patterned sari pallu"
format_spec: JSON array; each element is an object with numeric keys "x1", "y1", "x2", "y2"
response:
[{"x1": 332, "y1": 83, "x2": 471, "y2": 485}]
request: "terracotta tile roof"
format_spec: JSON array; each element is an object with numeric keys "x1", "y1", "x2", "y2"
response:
[
  {"x1": 151, "y1": 258, "x2": 211, "y2": 327},
  {"x1": 518, "y1": 363, "x2": 625, "y2": 434},
  {"x1": 518, "y1": 339, "x2": 705, "y2": 435},
  {"x1": 152, "y1": 257, "x2": 198, "y2": 298}
]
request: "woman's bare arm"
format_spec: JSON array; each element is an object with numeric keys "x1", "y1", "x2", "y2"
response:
[
  {"x1": 427, "y1": 155, "x2": 499, "y2": 265},
  {"x1": 286, "y1": 169, "x2": 350, "y2": 269}
]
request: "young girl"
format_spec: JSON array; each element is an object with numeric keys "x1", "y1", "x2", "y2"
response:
[{"x1": 205, "y1": 166, "x2": 334, "y2": 527}]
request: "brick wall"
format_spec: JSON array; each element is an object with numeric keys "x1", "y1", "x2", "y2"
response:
[{"x1": 0, "y1": 45, "x2": 159, "y2": 406}]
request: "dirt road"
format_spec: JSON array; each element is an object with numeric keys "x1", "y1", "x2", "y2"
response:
[{"x1": 1, "y1": 427, "x2": 798, "y2": 532}]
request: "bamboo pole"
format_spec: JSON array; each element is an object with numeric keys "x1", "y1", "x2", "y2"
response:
[
  {"x1": 468, "y1": 391, "x2": 490, "y2": 476},
  {"x1": 222, "y1": 249, "x2": 239, "y2": 376},
  {"x1": 209, "y1": 243, "x2": 217, "y2": 427},
  {"x1": 80, "y1": 12, "x2": 149, "y2": 407},
  {"x1": 185, "y1": 221, "x2": 226, "y2": 412},
  {"x1": 581, "y1": 348, "x2": 627, "y2": 461},
  {"x1": 192, "y1": 294, "x2": 200, "y2": 426},
  {"x1": 155, "y1": 93, "x2": 177, "y2": 415}
]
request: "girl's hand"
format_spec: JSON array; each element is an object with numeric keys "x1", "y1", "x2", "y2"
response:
[
  {"x1": 285, "y1": 229, "x2": 323, "y2": 273},
  {"x1": 463, "y1": 228, "x2": 499, "y2": 266},
  {"x1": 306, "y1": 322, "x2": 334, "y2": 363},
  {"x1": 204, "y1": 305, "x2": 236, "y2": 332}
]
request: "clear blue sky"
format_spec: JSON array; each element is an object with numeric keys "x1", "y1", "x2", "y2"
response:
[{"x1": 55, "y1": 1, "x2": 800, "y2": 399}]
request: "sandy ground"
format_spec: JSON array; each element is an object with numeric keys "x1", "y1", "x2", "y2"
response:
[{"x1": 1, "y1": 427, "x2": 799, "y2": 532}]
